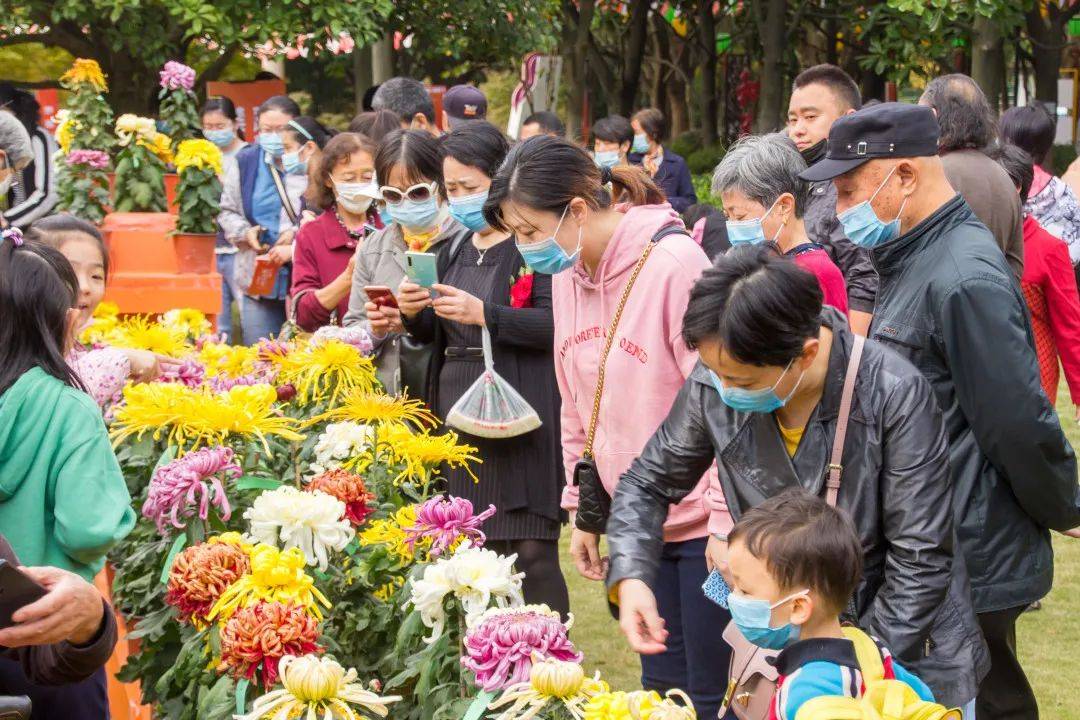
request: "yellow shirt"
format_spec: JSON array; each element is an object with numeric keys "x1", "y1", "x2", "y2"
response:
[{"x1": 776, "y1": 419, "x2": 804, "y2": 457}]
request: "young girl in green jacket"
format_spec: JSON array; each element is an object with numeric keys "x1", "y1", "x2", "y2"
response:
[{"x1": 0, "y1": 230, "x2": 135, "y2": 582}]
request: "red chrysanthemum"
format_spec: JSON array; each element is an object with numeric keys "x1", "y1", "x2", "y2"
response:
[
  {"x1": 218, "y1": 601, "x2": 321, "y2": 688},
  {"x1": 307, "y1": 469, "x2": 375, "y2": 526},
  {"x1": 165, "y1": 541, "x2": 250, "y2": 627},
  {"x1": 510, "y1": 273, "x2": 534, "y2": 309}
]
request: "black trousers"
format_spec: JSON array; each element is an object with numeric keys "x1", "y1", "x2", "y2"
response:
[
  {"x1": 0, "y1": 657, "x2": 108, "y2": 720},
  {"x1": 976, "y1": 606, "x2": 1039, "y2": 720}
]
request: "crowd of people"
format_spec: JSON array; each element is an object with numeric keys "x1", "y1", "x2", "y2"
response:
[{"x1": 2, "y1": 61, "x2": 1080, "y2": 720}]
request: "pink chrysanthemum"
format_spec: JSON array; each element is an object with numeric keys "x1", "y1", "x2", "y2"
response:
[
  {"x1": 142, "y1": 445, "x2": 240, "y2": 532},
  {"x1": 160, "y1": 358, "x2": 206, "y2": 388},
  {"x1": 66, "y1": 149, "x2": 110, "y2": 169},
  {"x1": 208, "y1": 370, "x2": 276, "y2": 393},
  {"x1": 159, "y1": 61, "x2": 195, "y2": 91},
  {"x1": 462, "y1": 606, "x2": 582, "y2": 692},
  {"x1": 405, "y1": 496, "x2": 496, "y2": 557}
]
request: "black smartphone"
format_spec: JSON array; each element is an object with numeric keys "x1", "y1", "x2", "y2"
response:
[{"x1": 0, "y1": 560, "x2": 47, "y2": 629}]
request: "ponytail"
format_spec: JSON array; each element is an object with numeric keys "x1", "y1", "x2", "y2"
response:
[{"x1": 608, "y1": 165, "x2": 666, "y2": 206}]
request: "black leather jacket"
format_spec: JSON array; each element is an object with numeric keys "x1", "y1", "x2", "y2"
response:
[
  {"x1": 804, "y1": 180, "x2": 879, "y2": 314},
  {"x1": 606, "y1": 309, "x2": 988, "y2": 706},
  {"x1": 869, "y1": 194, "x2": 1080, "y2": 614}
]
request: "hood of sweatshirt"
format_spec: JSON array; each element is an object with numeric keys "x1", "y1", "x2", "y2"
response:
[{"x1": 568, "y1": 203, "x2": 686, "y2": 291}]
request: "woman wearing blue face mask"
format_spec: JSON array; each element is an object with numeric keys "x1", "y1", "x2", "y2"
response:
[
  {"x1": 591, "y1": 115, "x2": 634, "y2": 171},
  {"x1": 606, "y1": 245, "x2": 988, "y2": 714},
  {"x1": 218, "y1": 95, "x2": 305, "y2": 344},
  {"x1": 486, "y1": 135, "x2": 729, "y2": 718},
  {"x1": 395, "y1": 121, "x2": 569, "y2": 616},
  {"x1": 629, "y1": 108, "x2": 697, "y2": 212},
  {"x1": 343, "y1": 129, "x2": 470, "y2": 392}
]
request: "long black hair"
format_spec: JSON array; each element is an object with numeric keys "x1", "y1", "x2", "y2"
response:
[
  {"x1": 1000, "y1": 105, "x2": 1056, "y2": 169},
  {"x1": 0, "y1": 236, "x2": 83, "y2": 396},
  {"x1": 375, "y1": 129, "x2": 446, "y2": 199},
  {"x1": 26, "y1": 213, "x2": 109, "y2": 277},
  {"x1": 440, "y1": 121, "x2": 510, "y2": 178}
]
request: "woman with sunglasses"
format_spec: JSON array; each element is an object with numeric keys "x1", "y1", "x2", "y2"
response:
[
  {"x1": 485, "y1": 135, "x2": 731, "y2": 719},
  {"x1": 343, "y1": 129, "x2": 469, "y2": 392},
  {"x1": 219, "y1": 95, "x2": 306, "y2": 344},
  {"x1": 396, "y1": 122, "x2": 569, "y2": 616}
]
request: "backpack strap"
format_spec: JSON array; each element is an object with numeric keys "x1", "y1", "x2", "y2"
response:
[{"x1": 841, "y1": 627, "x2": 886, "y2": 685}]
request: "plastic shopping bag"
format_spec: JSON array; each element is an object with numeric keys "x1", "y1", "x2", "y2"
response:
[{"x1": 445, "y1": 327, "x2": 542, "y2": 438}]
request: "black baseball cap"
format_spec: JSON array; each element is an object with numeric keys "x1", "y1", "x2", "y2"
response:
[
  {"x1": 799, "y1": 102, "x2": 940, "y2": 182},
  {"x1": 443, "y1": 84, "x2": 488, "y2": 128}
]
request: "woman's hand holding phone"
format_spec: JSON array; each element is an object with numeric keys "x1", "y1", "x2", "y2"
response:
[
  {"x1": 397, "y1": 279, "x2": 433, "y2": 319},
  {"x1": 365, "y1": 301, "x2": 402, "y2": 338}
]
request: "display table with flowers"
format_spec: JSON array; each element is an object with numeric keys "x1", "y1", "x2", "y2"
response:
[{"x1": 91, "y1": 309, "x2": 699, "y2": 720}]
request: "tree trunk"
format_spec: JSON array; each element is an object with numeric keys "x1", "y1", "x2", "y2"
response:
[
  {"x1": 372, "y1": 34, "x2": 395, "y2": 84},
  {"x1": 1026, "y1": 6, "x2": 1070, "y2": 108},
  {"x1": 102, "y1": 50, "x2": 162, "y2": 115},
  {"x1": 698, "y1": 0, "x2": 719, "y2": 145},
  {"x1": 754, "y1": 0, "x2": 788, "y2": 132},
  {"x1": 971, "y1": 15, "x2": 1005, "y2": 110},
  {"x1": 562, "y1": 0, "x2": 594, "y2": 140},
  {"x1": 354, "y1": 46, "x2": 374, "y2": 113},
  {"x1": 619, "y1": 0, "x2": 650, "y2": 115}
]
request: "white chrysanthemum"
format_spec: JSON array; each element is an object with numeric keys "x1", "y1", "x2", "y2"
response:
[
  {"x1": 408, "y1": 542, "x2": 524, "y2": 643},
  {"x1": 244, "y1": 486, "x2": 355, "y2": 571},
  {"x1": 310, "y1": 421, "x2": 375, "y2": 475}
]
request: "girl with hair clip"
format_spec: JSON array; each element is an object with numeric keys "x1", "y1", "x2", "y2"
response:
[{"x1": 485, "y1": 136, "x2": 732, "y2": 719}]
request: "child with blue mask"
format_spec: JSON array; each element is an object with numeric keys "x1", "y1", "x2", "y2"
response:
[{"x1": 724, "y1": 490, "x2": 937, "y2": 719}]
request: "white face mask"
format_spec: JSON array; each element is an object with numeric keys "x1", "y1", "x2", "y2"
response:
[{"x1": 334, "y1": 179, "x2": 379, "y2": 214}]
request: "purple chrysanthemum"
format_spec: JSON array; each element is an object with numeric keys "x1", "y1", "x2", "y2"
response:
[
  {"x1": 142, "y1": 446, "x2": 240, "y2": 532},
  {"x1": 159, "y1": 61, "x2": 195, "y2": 91},
  {"x1": 405, "y1": 496, "x2": 496, "y2": 557},
  {"x1": 462, "y1": 606, "x2": 582, "y2": 692},
  {"x1": 160, "y1": 358, "x2": 206, "y2": 388}
]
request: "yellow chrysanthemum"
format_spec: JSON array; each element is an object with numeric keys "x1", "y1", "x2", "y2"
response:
[
  {"x1": 208, "y1": 532, "x2": 255, "y2": 554},
  {"x1": 60, "y1": 58, "x2": 107, "y2": 92},
  {"x1": 139, "y1": 131, "x2": 174, "y2": 164},
  {"x1": 199, "y1": 342, "x2": 259, "y2": 378},
  {"x1": 372, "y1": 576, "x2": 405, "y2": 602},
  {"x1": 207, "y1": 545, "x2": 331, "y2": 623},
  {"x1": 55, "y1": 111, "x2": 78, "y2": 155},
  {"x1": 489, "y1": 658, "x2": 608, "y2": 719},
  {"x1": 80, "y1": 314, "x2": 119, "y2": 346},
  {"x1": 584, "y1": 690, "x2": 696, "y2": 720},
  {"x1": 276, "y1": 340, "x2": 378, "y2": 407},
  {"x1": 95, "y1": 301, "x2": 120, "y2": 319},
  {"x1": 358, "y1": 505, "x2": 430, "y2": 563},
  {"x1": 174, "y1": 138, "x2": 224, "y2": 176},
  {"x1": 377, "y1": 424, "x2": 481, "y2": 485},
  {"x1": 104, "y1": 315, "x2": 189, "y2": 356},
  {"x1": 110, "y1": 383, "x2": 304, "y2": 453},
  {"x1": 162, "y1": 308, "x2": 211, "y2": 339},
  {"x1": 306, "y1": 389, "x2": 436, "y2": 429}
]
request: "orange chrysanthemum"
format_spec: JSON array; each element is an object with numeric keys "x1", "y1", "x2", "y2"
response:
[
  {"x1": 307, "y1": 469, "x2": 375, "y2": 526},
  {"x1": 165, "y1": 541, "x2": 251, "y2": 628},
  {"x1": 218, "y1": 602, "x2": 321, "y2": 689}
]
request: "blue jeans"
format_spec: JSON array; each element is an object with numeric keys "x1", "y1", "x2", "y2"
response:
[
  {"x1": 241, "y1": 295, "x2": 286, "y2": 345},
  {"x1": 216, "y1": 252, "x2": 242, "y2": 343},
  {"x1": 640, "y1": 537, "x2": 734, "y2": 720}
]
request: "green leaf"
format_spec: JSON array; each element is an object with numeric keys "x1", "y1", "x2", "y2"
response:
[
  {"x1": 159, "y1": 534, "x2": 188, "y2": 585},
  {"x1": 235, "y1": 476, "x2": 284, "y2": 491}
]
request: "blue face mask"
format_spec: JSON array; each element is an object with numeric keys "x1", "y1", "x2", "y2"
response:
[
  {"x1": 708, "y1": 359, "x2": 804, "y2": 414},
  {"x1": 257, "y1": 132, "x2": 285, "y2": 158},
  {"x1": 203, "y1": 128, "x2": 235, "y2": 149},
  {"x1": 448, "y1": 190, "x2": 490, "y2": 233},
  {"x1": 726, "y1": 197, "x2": 783, "y2": 246},
  {"x1": 632, "y1": 134, "x2": 650, "y2": 154},
  {"x1": 378, "y1": 205, "x2": 393, "y2": 226},
  {"x1": 516, "y1": 205, "x2": 580, "y2": 275},
  {"x1": 727, "y1": 589, "x2": 809, "y2": 650},
  {"x1": 387, "y1": 197, "x2": 442, "y2": 231},
  {"x1": 594, "y1": 150, "x2": 620, "y2": 169},
  {"x1": 282, "y1": 150, "x2": 307, "y2": 176},
  {"x1": 837, "y1": 165, "x2": 906, "y2": 248}
]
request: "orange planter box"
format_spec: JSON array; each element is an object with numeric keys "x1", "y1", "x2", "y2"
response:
[{"x1": 101, "y1": 211, "x2": 221, "y2": 319}]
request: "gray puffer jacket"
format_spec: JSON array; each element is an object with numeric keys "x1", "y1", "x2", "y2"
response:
[{"x1": 606, "y1": 309, "x2": 989, "y2": 706}]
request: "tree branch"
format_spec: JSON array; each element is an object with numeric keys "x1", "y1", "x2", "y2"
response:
[
  {"x1": 196, "y1": 44, "x2": 241, "y2": 88},
  {"x1": 0, "y1": 31, "x2": 56, "y2": 47},
  {"x1": 0, "y1": 79, "x2": 62, "y2": 89}
]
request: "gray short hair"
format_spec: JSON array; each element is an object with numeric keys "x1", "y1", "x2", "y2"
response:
[
  {"x1": 0, "y1": 111, "x2": 32, "y2": 170},
  {"x1": 711, "y1": 133, "x2": 810, "y2": 217},
  {"x1": 372, "y1": 77, "x2": 435, "y2": 124}
]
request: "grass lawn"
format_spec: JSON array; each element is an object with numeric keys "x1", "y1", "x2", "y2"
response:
[{"x1": 562, "y1": 388, "x2": 1080, "y2": 716}]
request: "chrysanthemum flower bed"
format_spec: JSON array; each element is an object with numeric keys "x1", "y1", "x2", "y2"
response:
[{"x1": 105, "y1": 309, "x2": 696, "y2": 720}]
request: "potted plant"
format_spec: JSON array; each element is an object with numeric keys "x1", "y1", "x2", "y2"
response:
[
  {"x1": 158, "y1": 60, "x2": 200, "y2": 211},
  {"x1": 172, "y1": 138, "x2": 224, "y2": 274},
  {"x1": 112, "y1": 114, "x2": 171, "y2": 213},
  {"x1": 54, "y1": 58, "x2": 115, "y2": 224}
]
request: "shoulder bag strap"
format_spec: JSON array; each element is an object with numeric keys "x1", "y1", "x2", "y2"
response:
[
  {"x1": 268, "y1": 163, "x2": 299, "y2": 226},
  {"x1": 582, "y1": 225, "x2": 687, "y2": 458},
  {"x1": 826, "y1": 333, "x2": 866, "y2": 506}
]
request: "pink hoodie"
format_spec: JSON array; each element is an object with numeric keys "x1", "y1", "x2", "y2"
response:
[{"x1": 555, "y1": 204, "x2": 729, "y2": 543}]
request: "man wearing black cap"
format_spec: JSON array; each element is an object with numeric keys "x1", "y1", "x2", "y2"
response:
[
  {"x1": 442, "y1": 84, "x2": 488, "y2": 130},
  {"x1": 802, "y1": 102, "x2": 1080, "y2": 720}
]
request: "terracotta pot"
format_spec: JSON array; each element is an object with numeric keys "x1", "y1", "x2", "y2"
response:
[
  {"x1": 164, "y1": 172, "x2": 180, "y2": 213},
  {"x1": 172, "y1": 232, "x2": 217, "y2": 274}
]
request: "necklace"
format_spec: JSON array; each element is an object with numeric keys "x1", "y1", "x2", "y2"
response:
[
  {"x1": 476, "y1": 246, "x2": 489, "y2": 265},
  {"x1": 334, "y1": 206, "x2": 367, "y2": 242}
]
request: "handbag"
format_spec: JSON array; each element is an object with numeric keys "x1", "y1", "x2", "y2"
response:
[
  {"x1": 720, "y1": 334, "x2": 866, "y2": 720},
  {"x1": 573, "y1": 225, "x2": 688, "y2": 535},
  {"x1": 279, "y1": 288, "x2": 337, "y2": 341}
]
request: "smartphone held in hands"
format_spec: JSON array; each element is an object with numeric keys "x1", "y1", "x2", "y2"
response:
[
  {"x1": 404, "y1": 251, "x2": 439, "y2": 289},
  {"x1": 364, "y1": 286, "x2": 399, "y2": 309},
  {"x1": 0, "y1": 559, "x2": 47, "y2": 629}
]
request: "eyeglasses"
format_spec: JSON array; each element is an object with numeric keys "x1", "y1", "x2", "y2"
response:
[{"x1": 380, "y1": 181, "x2": 437, "y2": 205}]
